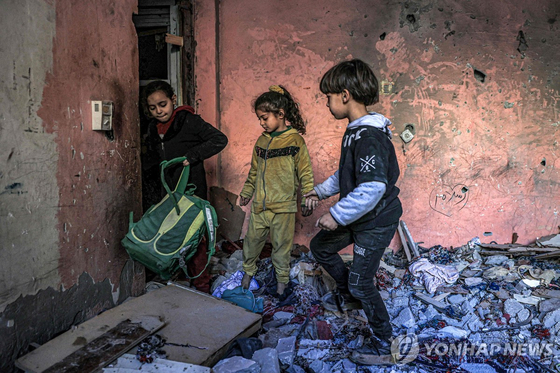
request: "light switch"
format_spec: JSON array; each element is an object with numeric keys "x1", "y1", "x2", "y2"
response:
[{"x1": 91, "y1": 100, "x2": 113, "y2": 131}]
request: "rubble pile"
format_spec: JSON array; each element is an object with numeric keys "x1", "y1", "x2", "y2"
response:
[
  {"x1": 202, "y1": 234, "x2": 560, "y2": 372},
  {"x1": 206, "y1": 235, "x2": 560, "y2": 372}
]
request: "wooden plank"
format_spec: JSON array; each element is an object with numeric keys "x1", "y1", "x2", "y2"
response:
[
  {"x1": 535, "y1": 249, "x2": 560, "y2": 259},
  {"x1": 165, "y1": 33, "x2": 183, "y2": 47},
  {"x1": 478, "y1": 243, "x2": 524, "y2": 250},
  {"x1": 180, "y1": 1, "x2": 196, "y2": 107},
  {"x1": 532, "y1": 289, "x2": 560, "y2": 299},
  {"x1": 400, "y1": 221, "x2": 420, "y2": 257},
  {"x1": 479, "y1": 250, "x2": 535, "y2": 256},
  {"x1": 414, "y1": 292, "x2": 448, "y2": 311},
  {"x1": 17, "y1": 316, "x2": 164, "y2": 373},
  {"x1": 397, "y1": 224, "x2": 412, "y2": 262},
  {"x1": 17, "y1": 284, "x2": 261, "y2": 371},
  {"x1": 508, "y1": 247, "x2": 557, "y2": 252},
  {"x1": 44, "y1": 318, "x2": 164, "y2": 373}
]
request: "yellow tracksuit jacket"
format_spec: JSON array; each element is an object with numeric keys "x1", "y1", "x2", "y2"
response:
[{"x1": 241, "y1": 128, "x2": 314, "y2": 213}]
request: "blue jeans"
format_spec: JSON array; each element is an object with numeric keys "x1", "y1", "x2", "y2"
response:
[{"x1": 310, "y1": 222, "x2": 398, "y2": 340}]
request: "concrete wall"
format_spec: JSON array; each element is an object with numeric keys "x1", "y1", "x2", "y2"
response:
[
  {"x1": 196, "y1": 0, "x2": 560, "y2": 248},
  {"x1": 0, "y1": 0, "x2": 143, "y2": 370}
]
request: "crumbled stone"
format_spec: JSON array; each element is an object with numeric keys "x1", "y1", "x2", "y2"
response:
[
  {"x1": 252, "y1": 348, "x2": 280, "y2": 373},
  {"x1": 459, "y1": 363, "x2": 497, "y2": 373},
  {"x1": 504, "y1": 299, "x2": 524, "y2": 317},
  {"x1": 517, "y1": 308, "x2": 530, "y2": 322},
  {"x1": 447, "y1": 294, "x2": 464, "y2": 304},
  {"x1": 392, "y1": 307, "x2": 416, "y2": 329},
  {"x1": 391, "y1": 296, "x2": 409, "y2": 308},
  {"x1": 437, "y1": 326, "x2": 470, "y2": 339},
  {"x1": 213, "y1": 356, "x2": 261, "y2": 373},
  {"x1": 485, "y1": 255, "x2": 509, "y2": 266},
  {"x1": 309, "y1": 359, "x2": 331, "y2": 373},
  {"x1": 276, "y1": 336, "x2": 297, "y2": 366}
]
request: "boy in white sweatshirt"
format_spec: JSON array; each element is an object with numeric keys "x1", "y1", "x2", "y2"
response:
[{"x1": 304, "y1": 59, "x2": 403, "y2": 362}]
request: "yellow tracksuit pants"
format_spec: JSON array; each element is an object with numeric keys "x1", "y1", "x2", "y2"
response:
[{"x1": 242, "y1": 210, "x2": 295, "y2": 284}]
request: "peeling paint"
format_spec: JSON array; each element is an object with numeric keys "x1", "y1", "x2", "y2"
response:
[{"x1": 202, "y1": 0, "x2": 560, "y2": 248}]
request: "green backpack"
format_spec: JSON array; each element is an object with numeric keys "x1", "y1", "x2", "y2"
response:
[{"x1": 122, "y1": 157, "x2": 218, "y2": 280}]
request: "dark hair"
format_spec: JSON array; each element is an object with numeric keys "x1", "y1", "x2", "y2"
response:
[
  {"x1": 140, "y1": 80, "x2": 175, "y2": 118},
  {"x1": 320, "y1": 59, "x2": 379, "y2": 106},
  {"x1": 254, "y1": 85, "x2": 306, "y2": 135}
]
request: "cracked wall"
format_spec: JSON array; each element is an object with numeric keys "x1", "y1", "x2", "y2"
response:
[
  {"x1": 0, "y1": 1, "x2": 143, "y2": 371},
  {"x1": 196, "y1": 0, "x2": 560, "y2": 247}
]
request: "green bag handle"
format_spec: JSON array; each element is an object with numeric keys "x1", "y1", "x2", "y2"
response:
[{"x1": 160, "y1": 157, "x2": 192, "y2": 214}]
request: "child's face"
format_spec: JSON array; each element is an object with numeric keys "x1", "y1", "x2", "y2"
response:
[
  {"x1": 256, "y1": 109, "x2": 287, "y2": 133},
  {"x1": 147, "y1": 90, "x2": 177, "y2": 123},
  {"x1": 325, "y1": 93, "x2": 346, "y2": 120}
]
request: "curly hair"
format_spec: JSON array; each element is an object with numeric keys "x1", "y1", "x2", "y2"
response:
[
  {"x1": 254, "y1": 85, "x2": 306, "y2": 135},
  {"x1": 320, "y1": 59, "x2": 379, "y2": 106}
]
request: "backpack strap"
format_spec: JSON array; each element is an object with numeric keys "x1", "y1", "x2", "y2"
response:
[{"x1": 182, "y1": 203, "x2": 218, "y2": 279}]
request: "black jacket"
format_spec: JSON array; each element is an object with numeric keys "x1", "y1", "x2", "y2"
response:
[{"x1": 144, "y1": 110, "x2": 228, "y2": 200}]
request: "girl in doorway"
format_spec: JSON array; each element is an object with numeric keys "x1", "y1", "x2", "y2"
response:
[
  {"x1": 141, "y1": 80, "x2": 228, "y2": 201},
  {"x1": 239, "y1": 85, "x2": 318, "y2": 297},
  {"x1": 141, "y1": 81, "x2": 228, "y2": 292}
]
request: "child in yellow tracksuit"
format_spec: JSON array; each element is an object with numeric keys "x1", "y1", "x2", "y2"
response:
[{"x1": 239, "y1": 85, "x2": 318, "y2": 297}]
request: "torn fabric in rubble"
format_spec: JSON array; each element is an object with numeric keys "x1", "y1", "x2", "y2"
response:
[
  {"x1": 409, "y1": 257, "x2": 459, "y2": 293},
  {"x1": 212, "y1": 270, "x2": 259, "y2": 298}
]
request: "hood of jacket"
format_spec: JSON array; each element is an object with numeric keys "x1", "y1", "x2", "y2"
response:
[{"x1": 347, "y1": 112, "x2": 392, "y2": 138}]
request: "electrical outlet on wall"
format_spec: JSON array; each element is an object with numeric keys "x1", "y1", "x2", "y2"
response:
[
  {"x1": 400, "y1": 124, "x2": 415, "y2": 143},
  {"x1": 91, "y1": 100, "x2": 114, "y2": 131}
]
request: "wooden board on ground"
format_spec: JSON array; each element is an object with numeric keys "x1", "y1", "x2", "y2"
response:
[
  {"x1": 414, "y1": 292, "x2": 448, "y2": 311},
  {"x1": 103, "y1": 354, "x2": 211, "y2": 373},
  {"x1": 44, "y1": 318, "x2": 164, "y2": 373},
  {"x1": 16, "y1": 284, "x2": 262, "y2": 372}
]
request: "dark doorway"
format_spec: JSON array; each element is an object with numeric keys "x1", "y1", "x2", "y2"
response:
[{"x1": 133, "y1": 0, "x2": 185, "y2": 212}]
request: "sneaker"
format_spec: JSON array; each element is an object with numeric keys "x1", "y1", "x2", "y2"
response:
[
  {"x1": 350, "y1": 336, "x2": 393, "y2": 365},
  {"x1": 321, "y1": 290, "x2": 362, "y2": 312}
]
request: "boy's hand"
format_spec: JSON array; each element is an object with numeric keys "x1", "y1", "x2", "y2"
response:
[
  {"x1": 182, "y1": 159, "x2": 190, "y2": 166},
  {"x1": 301, "y1": 206, "x2": 313, "y2": 217},
  {"x1": 239, "y1": 196, "x2": 251, "y2": 206},
  {"x1": 303, "y1": 189, "x2": 318, "y2": 199},
  {"x1": 316, "y1": 212, "x2": 338, "y2": 231}
]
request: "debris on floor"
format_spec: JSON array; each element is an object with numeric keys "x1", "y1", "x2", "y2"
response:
[
  {"x1": 104, "y1": 353, "x2": 211, "y2": 372},
  {"x1": 202, "y1": 230, "x2": 560, "y2": 372},
  {"x1": 21, "y1": 228, "x2": 560, "y2": 372}
]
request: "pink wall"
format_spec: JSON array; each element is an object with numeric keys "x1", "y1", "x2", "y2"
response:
[
  {"x1": 197, "y1": 0, "x2": 560, "y2": 248},
  {"x1": 38, "y1": 0, "x2": 142, "y2": 288}
]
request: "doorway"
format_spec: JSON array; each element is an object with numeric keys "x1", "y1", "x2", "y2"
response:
[{"x1": 133, "y1": 0, "x2": 193, "y2": 212}]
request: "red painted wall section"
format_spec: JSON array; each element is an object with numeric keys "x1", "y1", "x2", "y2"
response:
[
  {"x1": 197, "y1": 0, "x2": 560, "y2": 248},
  {"x1": 38, "y1": 0, "x2": 142, "y2": 289}
]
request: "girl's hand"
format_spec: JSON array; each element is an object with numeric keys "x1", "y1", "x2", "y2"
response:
[
  {"x1": 316, "y1": 212, "x2": 338, "y2": 231},
  {"x1": 239, "y1": 196, "x2": 251, "y2": 206},
  {"x1": 305, "y1": 195, "x2": 319, "y2": 210},
  {"x1": 301, "y1": 206, "x2": 313, "y2": 217},
  {"x1": 182, "y1": 159, "x2": 190, "y2": 166}
]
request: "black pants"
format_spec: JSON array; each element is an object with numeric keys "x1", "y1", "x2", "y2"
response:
[{"x1": 310, "y1": 222, "x2": 398, "y2": 340}]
